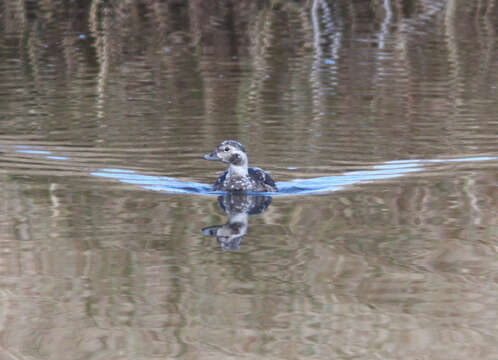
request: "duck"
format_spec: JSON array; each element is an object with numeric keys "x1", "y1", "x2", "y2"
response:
[{"x1": 203, "y1": 140, "x2": 278, "y2": 192}]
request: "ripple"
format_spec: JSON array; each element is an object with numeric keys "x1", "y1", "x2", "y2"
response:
[{"x1": 1, "y1": 143, "x2": 496, "y2": 197}]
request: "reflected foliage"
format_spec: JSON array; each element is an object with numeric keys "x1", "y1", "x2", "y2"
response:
[{"x1": 1, "y1": 0, "x2": 497, "y2": 160}]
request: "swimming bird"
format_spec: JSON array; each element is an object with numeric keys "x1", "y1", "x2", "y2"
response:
[{"x1": 203, "y1": 140, "x2": 278, "y2": 192}]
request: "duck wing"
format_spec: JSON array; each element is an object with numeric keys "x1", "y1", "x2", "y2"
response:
[{"x1": 249, "y1": 167, "x2": 278, "y2": 192}]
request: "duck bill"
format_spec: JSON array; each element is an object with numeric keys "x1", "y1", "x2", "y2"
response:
[
  {"x1": 201, "y1": 225, "x2": 221, "y2": 236},
  {"x1": 203, "y1": 151, "x2": 220, "y2": 161}
]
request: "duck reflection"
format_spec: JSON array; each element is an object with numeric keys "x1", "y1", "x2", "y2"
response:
[{"x1": 202, "y1": 193, "x2": 272, "y2": 250}]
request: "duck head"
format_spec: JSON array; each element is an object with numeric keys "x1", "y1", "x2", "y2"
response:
[{"x1": 204, "y1": 140, "x2": 248, "y2": 168}]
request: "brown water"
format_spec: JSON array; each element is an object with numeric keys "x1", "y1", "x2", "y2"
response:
[{"x1": 0, "y1": 1, "x2": 497, "y2": 359}]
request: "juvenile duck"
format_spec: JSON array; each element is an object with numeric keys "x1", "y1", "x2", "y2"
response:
[{"x1": 204, "y1": 140, "x2": 278, "y2": 192}]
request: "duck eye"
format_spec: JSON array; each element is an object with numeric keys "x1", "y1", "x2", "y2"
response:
[{"x1": 224, "y1": 147, "x2": 230, "y2": 152}]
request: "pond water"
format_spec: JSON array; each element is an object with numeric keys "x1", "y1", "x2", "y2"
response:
[{"x1": 0, "y1": 1, "x2": 497, "y2": 359}]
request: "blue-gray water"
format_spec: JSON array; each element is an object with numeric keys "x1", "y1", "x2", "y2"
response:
[{"x1": 0, "y1": 1, "x2": 497, "y2": 359}]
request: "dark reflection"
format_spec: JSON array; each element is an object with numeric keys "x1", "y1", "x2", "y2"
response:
[{"x1": 202, "y1": 193, "x2": 272, "y2": 250}]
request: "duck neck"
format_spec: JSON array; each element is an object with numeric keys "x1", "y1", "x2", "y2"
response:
[{"x1": 228, "y1": 161, "x2": 248, "y2": 177}]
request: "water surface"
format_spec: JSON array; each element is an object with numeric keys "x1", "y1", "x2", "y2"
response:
[{"x1": 0, "y1": 1, "x2": 497, "y2": 359}]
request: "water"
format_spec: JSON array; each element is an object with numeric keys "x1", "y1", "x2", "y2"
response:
[
  {"x1": 8, "y1": 144, "x2": 498, "y2": 195},
  {"x1": 1, "y1": 1, "x2": 498, "y2": 359}
]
